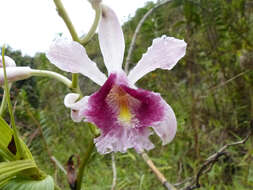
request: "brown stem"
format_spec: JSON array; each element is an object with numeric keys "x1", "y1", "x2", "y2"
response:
[
  {"x1": 141, "y1": 151, "x2": 178, "y2": 190},
  {"x1": 111, "y1": 153, "x2": 117, "y2": 190}
]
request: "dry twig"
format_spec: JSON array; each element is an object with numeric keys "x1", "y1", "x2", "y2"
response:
[
  {"x1": 111, "y1": 153, "x2": 117, "y2": 190},
  {"x1": 207, "y1": 71, "x2": 248, "y2": 94},
  {"x1": 124, "y1": 0, "x2": 172, "y2": 73},
  {"x1": 182, "y1": 132, "x2": 251, "y2": 190},
  {"x1": 141, "y1": 151, "x2": 178, "y2": 190}
]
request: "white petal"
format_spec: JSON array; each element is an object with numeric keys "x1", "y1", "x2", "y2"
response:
[
  {"x1": 128, "y1": 36, "x2": 187, "y2": 84},
  {"x1": 0, "y1": 56, "x2": 16, "y2": 67},
  {"x1": 98, "y1": 5, "x2": 125, "y2": 74},
  {"x1": 46, "y1": 39, "x2": 107, "y2": 86},
  {"x1": 152, "y1": 99, "x2": 177, "y2": 145},
  {"x1": 64, "y1": 93, "x2": 89, "y2": 122},
  {"x1": 0, "y1": 67, "x2": 32, "y2": 86},
  {"x1": 70, "y1": 110, "x2": 83, "y2": 123}
]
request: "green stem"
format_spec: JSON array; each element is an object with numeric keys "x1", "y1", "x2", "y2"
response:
[
  {"x1": 76, "y1": 138, "x2": 95, "y2": 190},
  {"x1": 53, "y1": 0, "x2": 81, "y2": 90},
  {"x1": 1, "y1": 47, "x2": 25, "y2": 160},
  {"x1": 30, "y1": 69, "x2": 72, "y2": 88},
  {"x1": 71, "y1": 74, "x2": 79, "y2": 91},
  {"x1": 53, "y1": 0, "x2": 80, "y2": 42},
  {"x1": 88, "y1": 123, "x2": 100, "y2": 137},
  {"x1": 0, "y1": 86, "x2": 9, "y2": 116},
  {"x1": 80, "y1": 5, "x2": 102, "y2": 46}
]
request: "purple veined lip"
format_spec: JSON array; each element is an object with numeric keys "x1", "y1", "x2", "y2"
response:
[
  {"x1": 84, "y1": 73, "x2": 165, "y2": 131},
  {"x1": 81, "y1": 73, "x2": 170, "y2": 154}
]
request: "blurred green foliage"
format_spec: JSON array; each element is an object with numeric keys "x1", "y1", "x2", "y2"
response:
[{"x1": 1, "y1": 0, "x2": 253, "y2": 189}]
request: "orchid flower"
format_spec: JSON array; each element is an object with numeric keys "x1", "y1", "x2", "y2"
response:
[{"x1": 46, "y1": 5, "x2": 187, "y2": 154}]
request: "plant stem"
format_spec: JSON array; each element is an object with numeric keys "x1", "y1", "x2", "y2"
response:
[
  {"x1": 111, "y1": 153, "x2": 117, "y2": 190},
  {"x1": 53, "y1": 0, "x2": 80, "y2": 90},
  {"x1": 71, "y1": 74, "x2": 79, "y2": 92},
  {"x1": 1, "y1": 46, "x2": 25, "y2": 160},
  {"x1": 0, "y1": 86, "x2": 9, "y2": 116},
  {"x1": 30, "y1": 69, "x2": 72, "y2": 88},
  {"x1": 80, "y1": 5, "x2": 102, "y2": 46},
  {"x1": 140, "y1": 151, "x2": 177, "y2": 190},
  {"x1": 76, "y1": 138, "x2": 95, "y2": 190},
  {"x1": 53, "y1": 0, "x2": 80, "y2": 42}
]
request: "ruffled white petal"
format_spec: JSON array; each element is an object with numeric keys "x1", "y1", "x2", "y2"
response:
[
  {"x1": 151, "y1": 99, "x2": 177, "y2": 145},
  {"x1": 128, "y1": 36, "x2": 187, "y2": 84},
  {"x1": 46, "y1": 39, "x2": 107, "y2": 86},
  {"x1": 94, "y1": 127, "x2": 154, "y2": 154},
  {"x1": 98, "y1": 5, "x2": 125, "y2": 74},
  {"x1": 64, "y1": 93, "x2": 89, "y2": 122},
  {"x1": 0, "y1": 56, "x2": 16, "y2": 67}
]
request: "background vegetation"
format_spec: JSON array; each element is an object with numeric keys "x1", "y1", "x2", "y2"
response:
[{"x1": 1, "y1": 0, "x2": 253, "y2": 189}]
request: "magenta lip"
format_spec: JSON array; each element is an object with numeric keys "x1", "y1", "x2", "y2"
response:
[{"x1": 85, "y1": 73, "x2": 165, "y2": 132}]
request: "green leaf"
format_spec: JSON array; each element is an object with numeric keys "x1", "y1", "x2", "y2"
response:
[
  {"x1": 2, "y1": 175, "x2": 54, "y2": 190},
  {"x1": 0, "y1": 116, "x2": 34, "y2": 161},
  {"x1": 0, "y1": 178, "x2": 10, "y2": 188},
  {"x1": 0, "y1": 117, "x2": 13, "y2": 143},
  {"x1": 0, "y1": 160, "x2": 37, "y2": 187},
  {"x1": 20, "y1": 140, "x2": 34, "y2": 161},
  {"x1": 0, "y1": 117, "x2": 15, "y2": 161},
  {"x1": 0, "y1": 149, "x2": 13, "y2": 162}
]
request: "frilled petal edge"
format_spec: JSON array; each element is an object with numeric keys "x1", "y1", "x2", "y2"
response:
[{"x1": 94, "y1": 127, "x2": 154, "y2": 154}]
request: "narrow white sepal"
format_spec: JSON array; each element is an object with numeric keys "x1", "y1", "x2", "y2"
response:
[{"x1": 98, "y1": 5, "x2": 125, "y2": 74}]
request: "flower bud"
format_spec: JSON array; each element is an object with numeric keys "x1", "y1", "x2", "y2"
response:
[
  {"x1": 0, "y1": 67, "x2": 33, "y2": 86},
  {"x1": 0, "y1": 56, "x2": 16, "y2": 67}
]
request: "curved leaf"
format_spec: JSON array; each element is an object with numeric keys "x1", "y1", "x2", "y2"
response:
[
  {"x1": 2, "y1": 175, "x2": 54, "y2": 190},
  {"x1": 0, "y1": 117, "x2": 15, "y2": 161},
  {"x1": 0, "y1": 160, "x2": 36, "y2": 187},
  {"x1": 0, "y1": 117, "x2": 34, "y2": 161}
]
